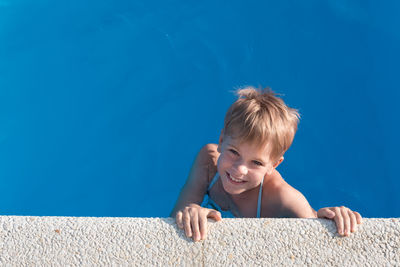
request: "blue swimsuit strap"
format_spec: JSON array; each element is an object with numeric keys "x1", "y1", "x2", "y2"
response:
[
  {"x1": 257, "y1": 177, "x2": 264, "y2": 218},
  {"x1": 207, "y1": 173, "x2": 220, "y2": 192},
  {"x1": 207, "y1": 173, "x2": 263, "y2": 218}
]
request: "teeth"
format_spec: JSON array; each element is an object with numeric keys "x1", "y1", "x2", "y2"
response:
[{"x1": 229, "y1": 174, "x2": 243, "y2": 182}]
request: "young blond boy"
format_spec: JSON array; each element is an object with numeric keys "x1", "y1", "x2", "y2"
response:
[{"x1": 171, "y1": 86, "x2": 362, "y2": 242}]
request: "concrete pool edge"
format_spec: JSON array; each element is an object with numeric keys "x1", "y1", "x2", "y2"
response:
[{"x1": 0, "y1": 216, "x2": 399, "y2": 266}]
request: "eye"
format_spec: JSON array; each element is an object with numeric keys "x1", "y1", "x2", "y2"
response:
[
  {"x1": 229, "y1": 149, "x2": 239, "y2": 156},
  {"x1": 253, "y1": 160, "x2": 263, "y2": 166}
]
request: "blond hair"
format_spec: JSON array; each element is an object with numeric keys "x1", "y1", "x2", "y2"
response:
[{"x1": 223, "y1": 86, "x2": 300, "y2": 162}]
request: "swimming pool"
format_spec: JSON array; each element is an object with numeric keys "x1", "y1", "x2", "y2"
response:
[{"x1": 0, "y1": 0, "x2": 399, "y2": 218}]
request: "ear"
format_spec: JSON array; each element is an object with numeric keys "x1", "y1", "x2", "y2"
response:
[
  {"x1": 266, "y1": 157, "x2": 284, "y2": 176},
  {"x1": 217, "y1": 130, "x2": 224, "y2": 153},
  {"x1": 272, "y1": 156, "x2": 284, "y2": 169}
]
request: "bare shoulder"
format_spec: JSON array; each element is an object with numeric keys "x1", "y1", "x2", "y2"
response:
[
  {"x1": 200, "y1": 143, "x2": 219, "y2": 157},
  {"x1": 198, "y1": 143, "x2": 220, "y2": 183},
  {"x1": 263, "y1": 170, "x2": 316, "y2": 218},
  {"x1": 195, "y1": 144, "x2": 217, "y2": 165},
  {"x1": 262, "y1": 170, "x2": 293, "y2": 205}
]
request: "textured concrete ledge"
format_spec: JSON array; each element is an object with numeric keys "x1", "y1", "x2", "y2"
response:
[{"x1": 0, "y1": 216, "x2": 399, "y2": 266}]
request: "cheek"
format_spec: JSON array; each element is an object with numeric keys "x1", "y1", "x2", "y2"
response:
[{"x1": 217, "y1": 154, "x2": 231, "y2": 171}]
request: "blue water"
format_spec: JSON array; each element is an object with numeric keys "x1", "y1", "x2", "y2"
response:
[{"x1": 0, "y1": 1, "x2": 399, "y2": 218}]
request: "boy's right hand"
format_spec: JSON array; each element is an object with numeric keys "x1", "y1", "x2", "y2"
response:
[{"x1": 175, "y1": 203, "x2": 222, "y2": 242}]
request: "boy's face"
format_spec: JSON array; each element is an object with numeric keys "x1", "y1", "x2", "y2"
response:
[{"x1": 217, "y1": 133, "x2": 283, "y2": 195}]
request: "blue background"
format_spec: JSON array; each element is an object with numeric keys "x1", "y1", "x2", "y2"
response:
[{"x1": 0, "y1": 0, "x2": 399, "y2": 218}]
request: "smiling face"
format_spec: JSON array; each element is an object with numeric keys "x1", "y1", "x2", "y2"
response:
[{"x1": 217, "y1": 133, "x2": 283, "y2": 195}]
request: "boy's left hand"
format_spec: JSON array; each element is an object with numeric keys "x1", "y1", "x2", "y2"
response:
[{"x1": 317, "y1": 206, "x2": 362, "y2": 236}]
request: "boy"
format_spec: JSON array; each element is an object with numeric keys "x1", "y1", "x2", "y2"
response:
[{"x1": 171, "y1": 86, "x2": 362, "y2": 242}]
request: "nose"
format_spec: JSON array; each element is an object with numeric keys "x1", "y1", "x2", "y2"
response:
[{"x1": 233, "y1": 161, "x2": 248, "y2": 176}]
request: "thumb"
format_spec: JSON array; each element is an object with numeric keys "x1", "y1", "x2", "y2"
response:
[
  {"x1": 318, "y1": 208, "x2": 335, "y2": 219},
  {"x1": 207, "y1": 209, "x2": 222, "y2": 221}
]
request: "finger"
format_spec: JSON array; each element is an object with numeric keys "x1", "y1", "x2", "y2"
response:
[
  {"x1": 318, "y1": 207, "x2": 335, "y2": 219},
  {"x1": 183, "y1": 209, "x2": 192, "y2": 238},
  {"x1": 176, "y1": 211, "x2": 183, "y2": 229},
  {"x1": 190, "y1": 211, "x2": 201, "y2": 242},
  {"x1": 341, "y1": 207, "x2": 351, "y2": 236},
  {"x1": 354, "y1": 211, "x2": 363, "y2": 224},
  {"x1": 348, "y1": 210, "x2": 357, "y2": 233},
  {"x1": 207, "y1": 209, "x2": 222, "y2": 221},
  {"x1": 199, "y1": 213, "x2": 208, "y2": 240},
  {"x1": 333, "y1": 207, "x2": 344, "y2": 236}
]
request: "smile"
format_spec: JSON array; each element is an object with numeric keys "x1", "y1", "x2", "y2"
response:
[{"x1": 226, "y1": 172, "x2": 246, "y2": 184}]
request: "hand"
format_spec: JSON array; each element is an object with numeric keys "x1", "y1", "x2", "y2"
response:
[
  {"x1": 317, "y1": 206, "x2": 362, "y2": 236},
  {"x1": 175, "y1": 203, "x2": 222, "y2": 241}
]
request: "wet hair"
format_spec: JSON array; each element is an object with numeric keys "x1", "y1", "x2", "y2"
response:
[{"x1": 223, "y1": 86, "x2": 300, "y2": 162}]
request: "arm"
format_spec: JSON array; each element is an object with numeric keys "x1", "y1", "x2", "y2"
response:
[
  {"x1": 170, "y1": 144, "x2": 221, "y2": 242},
  {"x1": 170, "y1": 144, "x2": 216, "y2": 217},
  {"x1": 276, "y1": 185, "x2": 362, "y2": 236}
]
